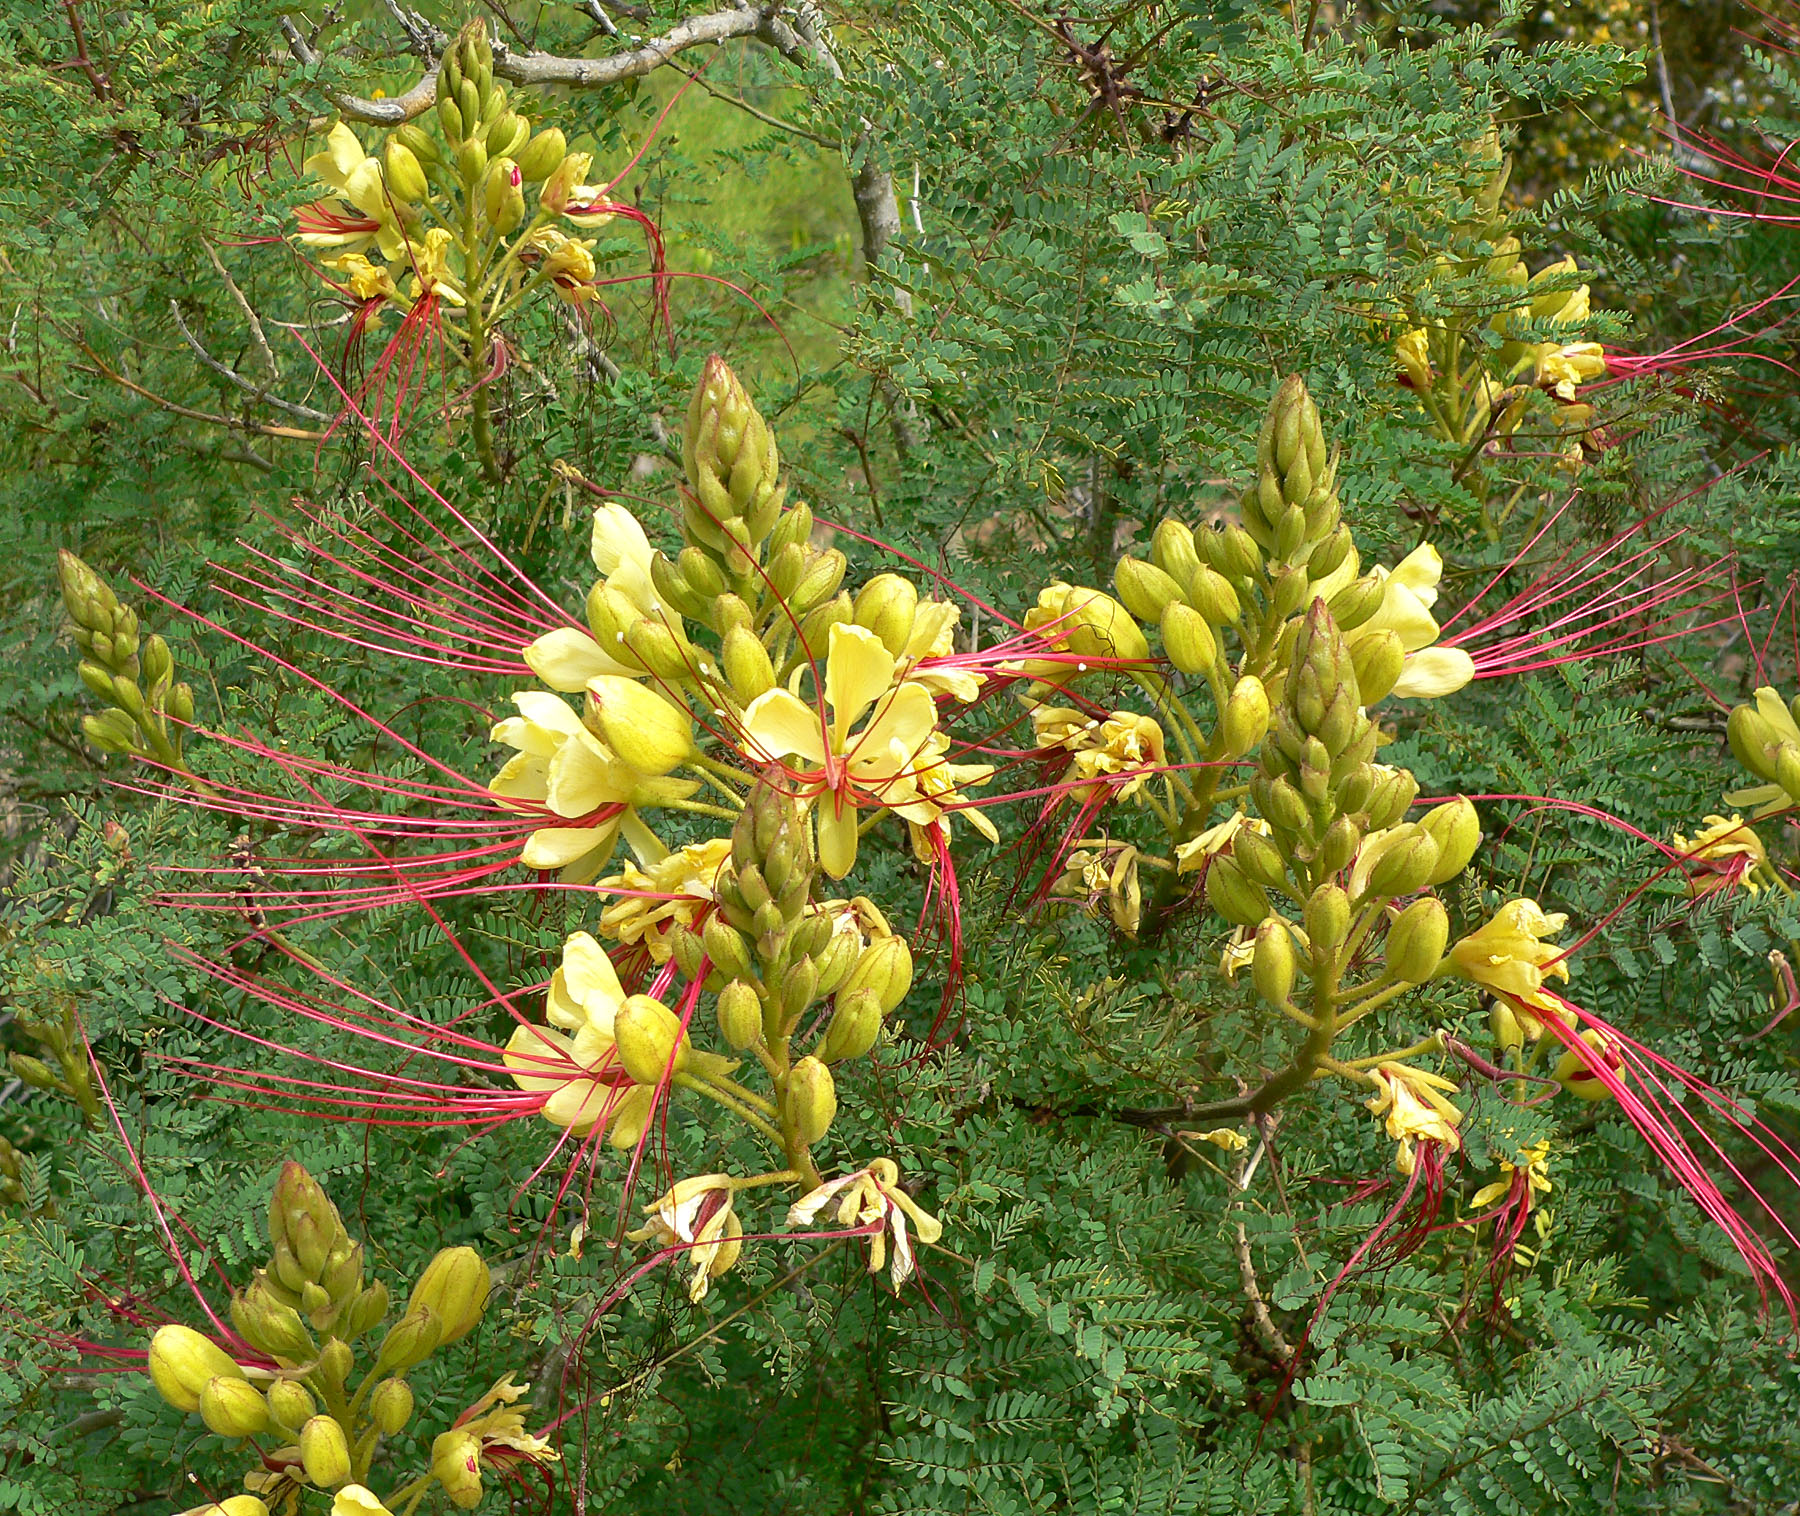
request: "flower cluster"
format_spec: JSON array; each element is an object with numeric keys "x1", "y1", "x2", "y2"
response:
[{"x1": 144, "y1": 1163, "x2": 553, "y2": 1515}]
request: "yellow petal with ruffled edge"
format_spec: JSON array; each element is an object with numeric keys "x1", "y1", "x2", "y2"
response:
[
  {"x1": 825, "y1": 624, "x2": 899, "y2": 747},
  {"x1": 742, "y1": 688, "x2": 830, "y2": 766}
]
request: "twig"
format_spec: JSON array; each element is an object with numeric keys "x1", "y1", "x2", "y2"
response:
[
  {"x1": 1232, "y1": 1148, "x2": 1295, "y2": 1367},
  {"x1": 201, "y1": 242, "x2": 280, "y2": 381},
  {"x1": 167, "y1": 302, "x2": 334, "y2": 423},
  {"x1": 75, "y1": 341, "x2": 326, "y2": 441}
]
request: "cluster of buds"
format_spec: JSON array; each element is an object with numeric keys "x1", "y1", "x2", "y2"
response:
[
  {"x1": 1386, "y1": 125, "x2": 1609, "y2": 500},
  {"x1": 58, "y1": 550, "x2": 194, "y2": 767},
  {"x1": 6, "y1": 987, "x2": 102, "y2": 1126},
  {"x1": 145, "y1": 1163, "x2": 544, "y2": 1512}
]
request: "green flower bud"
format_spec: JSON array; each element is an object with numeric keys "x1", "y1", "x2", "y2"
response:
[
  {"x1": 370, "y1": 1377, "x2": 415, "y2": 1435},
  {"x1": 265, "y1": 1378, "x2": 315, "y2": 1430},
  {"x1": 1113, "y1": 556, "x2": 1186, "y2": 624},
  {"x1": 230, "y1": 1279, "x2": 314, "y2": 1362},
  {"x1": 1350, "y1": 629, "x2": 1406, "y2": 705},
  {"x1": 1304, "y1": 883, "x2": 1350, "y2": 952},
  {"x1": 840, "y1": 934, "x2": 913, "y2": 1014},
  {"x1": 623, "y1": 617, "x2": 699, "y2": 683},
  {"x1": 1161, "y1": 600, "x2": 1217, "y2": 676},
  {"x1": 1232, "y1": 826, "x2": 1288, "y2": 892},
  {"x1": 1253, "y1": 774, "x2": 1311, "y2": 835},
  {"x1": 1778, "y1": 743, "x2": 1800, "y2": 804},
  {"x1": 483, "y1": 157, "x2": 525, "y2": 234},
  {"x1": 586, "y1": 676, "x2": 693, "y2": 775},
  {"x1": 1317, "y1": 814, "x2": 1361, "y2": 876},
  {"x1": 342, "y1": 1280, "x2": 389, "y2": 1339},
  {"x1": 1326, "y1": 574, "x2": 1387, "y2": 634},
  {"x1": 1307, "y1": 523, "x2": 1353, "y2": 582},
  {"x1": 1251, "y1": 918, "x2": 1297, "y2": 1006},
  {"x1": 140, "y1": 634, "x2": 173, "y2": 687},
  {"x1": 796, "y1": 592, "x2": 853, "y2": 661},
  {"x1": 1151, "y1": 520, "x2": 1202, "y2": 588},
  {"x1": 148, "y1": 1325, "x2": 242, "y2": 1413},
  {"x1": 394, "y1": 122, "x2": 440, "y2": 164},
  {"x1": 1268, "y1": 565, "x2": 1310, "y2": 623},
  {"x1": 407, "y1": 1246, "x2": 490, "y2": 1345},
  {"x1": 1206, "y1": 857, "x2": 1269, "y2": 928},
  {"x1": 785, "y1": 1057, "x2": 838, "y2": 1144},
  {"x1": 514, "y1": 127, "x2": 565, "y2": 181},
  {"x1": 1728, "y1": 701, "x2": 1780, "y2": 781},
  {"x1": 1491, "y1": 999, "x2": 1525, "y2": 1053},
  {"x1": 685, "y1": 355, "x2": 785, "y2": 554},
  {"x1": 383, "y1": 138, "x2": 428, "y2": 202},
  {"x1": 812, "y1": 926, "x2": 861, "y2": 997},
  {"x1": 1418, "y1": 796, "x2": 1481, "y2": 884},
  {"x1": 373, "y1": 1307, "x2": 441, "y2": 1374},
  {"x1": 1365, "y1": 766, "x2": 1419, "y2": 830},
  {"x1": 717, "y1": 979, "x2": 764, "y2": 1049},
  {"x1": 77, "y1": 660, "x2": 117, "y2": 703},
  {"x1": 1386, "y1": 896, "x2": 1449, "y2": 983},
  {"x1": 487, "y1": 112, "x2": 531, "y2": 161},
  {"x1": 793, "y1": 548, "x2": 848, "y2": 612},
  {"x1": 316, "y1": 1336, "x2": 355, "y2": 1390},
  {"x1": 855, "y1": 573, "x2": 919, "y2": 655},
  {"x1": 299, "y1": 1414, "x2": 353, "y2": 1487},
  {"x1": 1188, "y1": 566, "x2": 1241, "y2": 626},
  {"x1": 765, "y1": 541, "x2": 806, "y2": 602},
  {"x1": 615, "y1": 995, "x2": 688, "y2": 1085},
  {"x1": 437, "y1": 94, "x2": 465, "y2": 145},
  {"x1": 82, "y1": 710, "x2": 136, "y2": 754},
  {"x1": 819, "y1": 986, "x2": 883, "y2": 1063},
  {"x1": 9, "y1": 1053, "x2": 58, "y2": 1091},
  {"x1": 200, "y1": 1376, "x2": 270, "y2": 1439},
  {"x1": 455, "y1": 135, "x2": 487, "y2": 188},
  {"x1": 1360, "y1": 825, "x2": 1441, "y2": 899},
  {"x1": 1221, "y1": 676, "x2": 1270, "y2": 760},
  {"x1": 719, "y1": 625, "x2": 774, "y2": 704}
]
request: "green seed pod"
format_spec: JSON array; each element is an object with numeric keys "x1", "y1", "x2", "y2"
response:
[
  {"x1": 819, "y1": 985, "x2": 883, "y2": 1063},
  {"x1": 1114, "y1": 556, "x2": 1186, "y2": 624},
  {"x1": 200, "y1": 1376, "x2": 271, "y2": 1439},
  {"x1": 785, "y1": 1057, "x2": 838, "y2": 1144},
  {"x1": 1251, "y1": 917, "x2": 1297, "y2": 1006},
  {"x1": 1161, "y1": 600, "x2": 1216, "y2": 676},
  {"x1": 615, "y1": 995, "x2": 688, "y2": 1085},
  {"x1": 717, "y1": 979, "x2": 764, "y2": 1050},
  {"x1": 1385, "y1": 897, "x2": 1449, "y2": 983},
  {"x1": 1206, "y1": 857, "x2": 1269, "y2": 928},
  {"x1": 1303, "y1": 882, "x2": 1350, "y2": 953},
  {"x1": 299, "y1": 1414, "x2": 353, "y2": 1487}
]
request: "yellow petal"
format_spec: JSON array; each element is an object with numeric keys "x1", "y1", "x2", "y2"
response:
[
  {"x1": 826, "y1": 623, "x2": 899, "y2": 745},
  {"x1": 818, "y1": 793, "x2": 860, "y2": 879},
  {"x1": 742, "y1": 688, "x2": 830, "y2": 766},
  {"x1": 504, "y1": 1022, "x2": 577, "y2": 1095},
  {"x1": 852, "y1": 681, "x2": 938, "y2": 767},
  {"x1": 558, "y1": 931, "x2": 625, "y2": 1032},
  {"x1": 525, "y1": 628, "x2": 633, "y2": 691},
  {"x1": 1387, "y1": 545, "x2": 1445, "y2": 607},
  {"x1": 522, "y1": 825, "x2": 615, "y2": 869},
  {"x1": 546, "y1": 730, "x2": 630, "y2": 817},
  {"x1": 488, "y1": 752, "x2": 550, "y2": 803},
  {"x1": 1391, "y1": 646, "x2": 1474, "y2": 699},
  {"x1": 591, "y1": 503, "x2": 652, "y2": 579},
  {"x1": 511, "y1": 690, "x2": 586, "y2": 737}
]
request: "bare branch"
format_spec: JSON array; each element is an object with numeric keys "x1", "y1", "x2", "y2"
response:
[
  {"x1": 201, "y1": 241, "x2": 280, "y2": 381},
  {"x1": 168, "y1": 302, "x2": 335, "y2": 424}
]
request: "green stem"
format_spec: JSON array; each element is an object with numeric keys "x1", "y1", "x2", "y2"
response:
[{"x1": 675, "y1": 1072, "x2": 785, "y2": 1147}]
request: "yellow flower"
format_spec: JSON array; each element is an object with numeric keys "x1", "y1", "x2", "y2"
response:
[
  {"x1": 297, "y1": 123, "x2": 408, "y2": 259},
  {"x1": 787, "y1": 1157, "x2": 943, "y2": 1287},
  {"x1": 1725, "y1": 687, "x2": 1800, "y2": 817},
  {"x1": 523, "y1": 505, "x2": 661, "y2": 692},
  {"x1": 526, "y1": 226, "x2": 601, "y2": 305},
  {"x1": 1308, "y1": 544, "x2": 1473, "y2": 699},
  {"x1": 1174, "y1": 811, "x2": 1270, "y2": 874},
  {"x1": 324, "y1": 252, "x2": 398, "y2": 304},
  {"x1": 331, "y1": 1491, "x2": 396, "y2": 1516},
  {"x1": 627, "y1": 1175, "x2": 745, "y2": 1302},
  {"x1": 1533, "y1": 341, "x2": 1606, "y2": 400},
  {"x1": 1365, "y1": 1062, "x2": 1463, "y2": 1174},
  {"x1": 1447, "y1": 898, "x2": 1572, "y2": 1034},
  {"x1": 1014, "y1": 583, "x2": 1149, "y2": 681},
  {"x1": 431, "y1": 1375, "x2": 558, "y2": 1510},
  {"x1": 502, "y1": 931, "x2": 643, "y2": 1137},
  {"x1": 891, "y1": 731, "x2": 999, "y2": 862},
  {"x1": 1048, "y1": 842, "x2": 1141, "y2": 934},
  {"x1": 1218, "y1": 925, "x2": 1255, "y2": 981},
  {"x1": 1471, "y1": 1140, "x2": 1553, "y2": 1212},
  {"x1": 1032, "y1": 705, "x2": 1167, "y2": 803},
  {"x1": 1672, "y1": 813, "x2": 1769, "y2": 897},
  {"x1": 597, "y1": 838, "x2": 733, "y2": 960},
  {"x1": 399, "y1": 227, "x2": 465, "y2": 306},
  {"x1": 1395, "y1": 327, "x2": 1433, "y2": 390},
  {"x1": 900, "y1": 598, "x2": 985, "y2": 702},
  {"x1": 742, "y1": 623, "x2": 945, "y2": 878}
]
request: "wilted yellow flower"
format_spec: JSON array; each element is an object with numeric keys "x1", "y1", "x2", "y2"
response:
[
  {"x1": 1395, "y1": 327, "x2": 1433, "y2": 390},
  {"x1": 400, "y1": 227, "x2": 465, "y2": 306},
  {"x1": 526, "y1": 226, "x2": 601, "y2": 306},
  {"x1": 1671, "y1": 813, "x2": 1769, "y2": 897},
  {"x1": 1174, "y1": 811, "x2": 1270, "y2": 874},
  {"x1": 892, "y1": 731, "x2": 999, "y2": 862},
  {"x1": 787, "y1": 1157, "x2": 942, "y2": 1287},
  {"x1": 324, "y1": 252, "x2": 399, "y2": 304},
  {"x1": 598, "y1": 838, "x2": 733, "y2": 960},
  {"x1": 1032, "y1": 706, "x2": 1167, "y2": 803},
  {"x1": 1533, "y1": 341, "x2": 1606, "y2": 400},
  {"x1": 1447, "y1": 898, "x2": 1571, "y2": 1033},
  {"x1": 1365, "y1": 1062, "x2": 1464, "y2": 1174},
  {"x1": 431, "y1": 1374, "x2": 558, "y2": 1511},
  {"x1": 627, "y1": 1175, "x2": 744, "y2": 1301},
  {"x1": 1471, "y1": 1139, "x2": 1553, "y2": 1213},
  {"x1": 1049, "y1": 842, "x2": 1141, "y2": 935}
]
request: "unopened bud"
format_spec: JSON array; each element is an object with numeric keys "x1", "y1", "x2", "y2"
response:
[
  {"x1": 1350, "y1": 630, "x2": 1407, "y2": 705},
  {"x1": 586, "y1": 676, "x2": 693, "y2": 774},
  {"x1": 785, "y1": 1057, "x2": 837, "y2": 1144},
  {"x1": 407, "y1": 1246, "x2": 490, "y2": 1345},
  {"x1": 383, "y1": 138, "x2": 428, "y2": 202},
  {"x1": 1418, "y1": 796, "x2": 1481, "y2": 884},
  {"x1": 1188, "y1": 567, "x2": 1240, "y2": 626},
  {"x1": 1361, "y1": 825, "x2": 1441, "y2": 899},
  {"x1": 840, "y1": 934, "x2": 913, "y2": 1014},
  {"x1": 1327, "y1": 574, "x2": 1387, "y2": 633},
  {"x1": 299, "y1": 1414, "x2": 353, "y2": 1487},
  {"x1": 702, "y1": 914, "x2": 753, "y2": 981},
  {"x1": 1151, "y1": 520, "x2": 1202, "y2": 587},
  {"x1": 9, "y1": 1053, "x2": 58, "y2": 1091},
  {"x1": 83, "y1": 709, "x2": 137, "y2": 753},
  {"x1": 819, "y1": 986, "x2": 883, "y2": 1063},
  {"x1": 1304, "y1": 883, "x2": 1351, "y2": 952},
  {"x1": 316, "y1": 1336, "x2": 354, "y2": 1389},
  {"x1": 812, "y1": 927, "x2": 861, "y2": 997},
  {"x1": 200, "y1": 1376, "x2": 270, "y2": 1439},
  {"x1": 855, "y1": 573, "x2": 919, "y2": 655},
  {"x1": 455, "y1": 135, "x2": 488, "y2": 187},
  {"x1": 685, "y1": 355, "x2": 784, "y2": 550},
  {"x1": 1385, "y1": 897, "x2": 1449, "y2": 982},
  {"x1": 720, "y1": 626, "x2": 775, "y2": 703},
  {"x1": 1317, "y1": 814, "x2": 1361, "y2": 876},
  {"x1": 1161, "y1": 601, "x2": 1216, "y2": 675},
  {"x1": 615, "y1": 995, "x2": 688, "y2": 1084},
  {"x1": 343, "y1": 1280, "x2": 389, "y2": 1339},
  {"x1": 1221, "y1": 676, "x2": 1270, "y2": 759},
  {"x1": 1268, "y1": 564, "x2": 1310, "y2": 622},
  {"x1": 717, "y1": 980, "x2": 764, "y2": 1050},
  {"x1": 265, "y1": 1378, "x2": 315, "y2": 1430},
  {"x1": 148, "y1": 1324, "x2": 241, "y2": 1413},
  {"x1": 1206, "y1": 857, "x2": 1269, "y2": 928},
  {"x1": 792, "y1": 548, "x2": 847, "y2": 611},
  {"x1": 1365, "y1": 766, "x2": 1419, "y2": 830},
  {"x1": 374, "y1": 1307, "x2": 441, "y2": 1374},
  {"x1": 1232, "y1": 827, "x2": 1288, "y2": 892},
  {"x1": 370, "y1": 1378, "x2": 415, "y2": 1435},
  {"x1": 230, "y1": 1281, "x2": 313, "y2": 1362},
  {"x1": 1777, "y1": 743, "x2": 1800, "y2": 804},
  {"x1": 515, "y1": 126, "x2": 566, "y2": 181},
  {"x1": 1491, "y1": 999, "x2": 1525, "y2": 1053},
  {"x1": 1114, "y1": 556, "x2": 1185, "y2": 624},
  {"x1": 1251, "y1": 918, "x2": 1297, "y2": 1006},
  {"x1": 1727, "y1": 702, "x2": 1780, "y2": 781}
]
